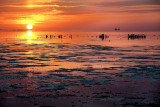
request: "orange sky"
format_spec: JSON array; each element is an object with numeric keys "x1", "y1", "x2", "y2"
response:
[{"x1": 0, "y1": 0, "x2": 160, "y2": 31}]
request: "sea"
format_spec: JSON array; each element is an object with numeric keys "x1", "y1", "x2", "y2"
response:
[{"x1": 0, "y1": 31, "x2": 160, "y2": 107}]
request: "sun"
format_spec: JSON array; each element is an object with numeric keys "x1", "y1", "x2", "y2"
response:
[{"x1": 27, "y1": 25, "x2": 33, "y2": 30}]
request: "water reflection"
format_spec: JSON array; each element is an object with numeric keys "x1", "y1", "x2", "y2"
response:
[
  {"x1": 27, "y1": 31, "x2": 32, "y2": 36},
  {"x1": 0, "y1": 32, "x2": 160, "y2": 107},
  {"x1": 20, "y1": 31, "x2": 44, "y2": 44}
]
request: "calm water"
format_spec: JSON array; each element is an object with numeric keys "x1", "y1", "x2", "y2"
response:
[{"x1": 0, "y1": 31, "x2": 160, "y2": 107}]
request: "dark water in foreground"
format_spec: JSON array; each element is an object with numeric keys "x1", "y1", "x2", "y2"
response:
[{"x1": 0, "y1": 31, "x2": 160, "y2": 107}]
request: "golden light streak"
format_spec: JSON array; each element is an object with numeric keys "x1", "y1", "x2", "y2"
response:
[{"x1": 27, "y1": 31, "x2": 32, "y2": 36}]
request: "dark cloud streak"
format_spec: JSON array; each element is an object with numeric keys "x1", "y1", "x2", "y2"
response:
[{"x1": 94, "y1": 0, "x2": 160, "y2": 7}]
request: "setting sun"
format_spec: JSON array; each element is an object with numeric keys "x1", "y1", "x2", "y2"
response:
[{"x1": 27, "y1": 25, "x2": 33, "y2": 30}]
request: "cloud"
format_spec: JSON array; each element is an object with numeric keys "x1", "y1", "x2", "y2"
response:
[
  {"x1": 94, "y1": 0, "x2": 160, "y2": 7},
  {"x1": 1, "y1": 0, "x2": 160, "y2": 15},
  {"x1": 0, "y1": 0, "x2": 159, "y2": 31}
]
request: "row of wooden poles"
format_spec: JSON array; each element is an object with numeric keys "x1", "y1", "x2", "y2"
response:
[
  {"x1": 128, "y1": 34, "x2": 146, "y2": 38},
  {"x1": 45, "y1": 33, "x2": 146, "y2": 40},
  {"x1": 45, "y1": 34, "x2": 109, "y2": 40}
]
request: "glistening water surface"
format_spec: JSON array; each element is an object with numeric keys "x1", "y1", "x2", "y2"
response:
[{"x1": 0, "y1": 31, "x2": 160, "y2": 107}]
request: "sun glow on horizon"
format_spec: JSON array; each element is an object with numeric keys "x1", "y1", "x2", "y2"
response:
[{"x1": 27, "y1": 25, "x2": 33, "y2": 30}]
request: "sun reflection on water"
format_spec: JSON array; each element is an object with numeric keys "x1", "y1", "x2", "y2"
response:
[
  {"x1": 17, "y1": 31, "x2": 44, "y2": 44},
  {"x1": 27, "y1": 31, "x2": 32, "y2": 36}
]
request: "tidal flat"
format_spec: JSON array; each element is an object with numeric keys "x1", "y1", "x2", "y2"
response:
[{"x1": 0, "y1": 31, "x2": 160, "y2": 107}]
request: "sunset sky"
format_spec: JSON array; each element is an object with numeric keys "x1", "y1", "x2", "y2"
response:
[{"x1": 0, "y1": 0, "x2": 160, "y2": 31}]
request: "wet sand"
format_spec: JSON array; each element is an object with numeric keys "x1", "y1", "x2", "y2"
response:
[{"x1": 0, "y1": 32, "x2": 160, "y2": 107}]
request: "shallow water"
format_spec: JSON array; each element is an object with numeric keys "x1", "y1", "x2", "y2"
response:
[{"x1": 0, "y1": 31, "x2": 160, "y2": 107}]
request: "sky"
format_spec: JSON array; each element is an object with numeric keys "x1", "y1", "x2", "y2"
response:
[{"x1": 0, "y1": 0, "x2": 160, "y2": 31}]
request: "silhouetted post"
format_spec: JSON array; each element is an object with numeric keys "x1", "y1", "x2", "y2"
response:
[
  {"x1": 58, "y1": 35, "x2": 62, "y2": 39},
  {"x1": 50, "y1": 35, "x2": 52, "y2": 39},
  {"x1": 69, "y1": 35, "x2": 72, "y2": 39},
  {"x1": 99, "y1": 34, "x2": 105, "y2": 40}
]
